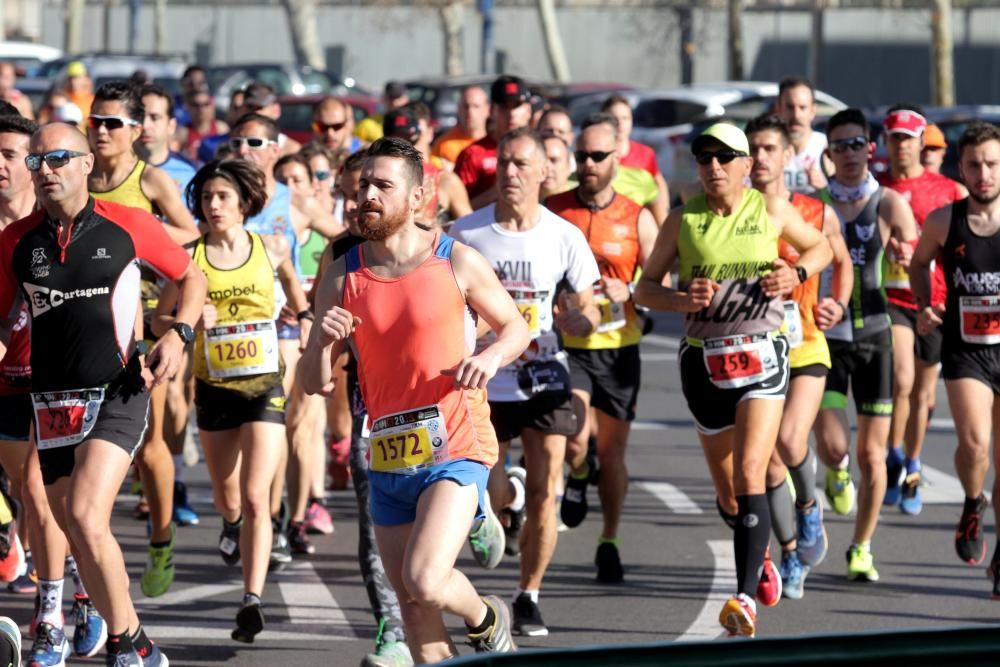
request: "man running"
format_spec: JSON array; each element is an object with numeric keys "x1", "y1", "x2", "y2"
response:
[
  {"x1": 452, "y1": 127, "x2": 600, "y2": 635},
  {"x1": 911, "y1": 122, "x2": 1000, "y2": 581},
  {"x1": 811, "y1": 108, "x2": 917, "y2": 581},
  {"x1": 311, "y1": 97, "x2": 361, "y2": 155},
  {"x1": 600, "y1": 95, "x2": 669, "y2": 223},
  {"x1": 540, "y1": 134, "x2": 573, "y2": 199},
  {"x1": 775, "y1": 77, "x2": 828, "y2": 196},
  {"x1": 879, "y1": 105, "x2": 967, "y2": 516},
  {"x1": 301, "y1": 137, "x2": 529, "y2": 662},
  {"x1": 432, "y1": 85, "x2": 489, "y2": 170},
  {"x1": 136, "y1": 84, "x2": 197, "y2": 195}
]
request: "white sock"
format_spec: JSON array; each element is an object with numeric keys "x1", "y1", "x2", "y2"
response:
[
  {"x1": 836, "y1": 454, "x2": 849, "y2": 471},
  {"x1": 513, "y1": 588, "x2": 539, "y2": 603},
  {"x1": 508, "y1": 473, "x2": 526, "y2": 513},
  {"x1": 38, "y1": 578, "x2": 64, "y2": 626},
  {"x1": 173, "y1": 455, "x2": 185, "y2": 482},
  {"x1": 65, "y1": 556, "x2": 88, "y2": 597}
]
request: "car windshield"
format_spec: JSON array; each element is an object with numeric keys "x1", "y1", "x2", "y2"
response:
[{"x1": 633, "y1": 99, "x2": 708, "y2": 128}]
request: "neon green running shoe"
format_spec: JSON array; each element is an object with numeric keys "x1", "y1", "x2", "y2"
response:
[
  {"x1": 846, "y1": 544, "x2": 880, "y2": 582},
  {"x1": 141, "y1": 523, "x2": 176, "y2": 598},
  {"x1": 824, "y1": 468, "x2": 856, "y2": 516}
]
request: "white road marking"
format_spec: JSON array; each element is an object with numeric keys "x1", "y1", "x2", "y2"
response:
[
  {"x1": 641, "y1": 352, "x2": 677, "y2": 362},
  {"x1": 677, "y1": 540, "x2": 735, "y2": 642},
  {"x1": 631, "y1": 420, "x2": 673, "y2": 431},
  {"x1": 135, "y1": 581, "x2": 245, "y2": 608},
  {"x1": 642, "y1": 333, "x2": 681, "y2": 350},
  {"x1": 278, "y1": 560, "x2": 359, "y2": 638},
  {"x1": 638, "y1": 481, "x2": 703, "y2": 514},
  {"x1": 141, "y1": 622, "x2": 350, "y2": 642}
]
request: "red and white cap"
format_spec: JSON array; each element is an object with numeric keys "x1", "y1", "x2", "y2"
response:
[{"x1": 884, "y1": 109, "x2": 927, "y2": 137}]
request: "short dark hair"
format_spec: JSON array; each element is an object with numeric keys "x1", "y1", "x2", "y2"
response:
[
  {"x1": 600, "y1": 94, "x2": 631, "y2": 113},
  {"x1": 745, "y1": 114, "x2": 791, "y2": 145},
  {"x1": 957, "y1": 122, "x2": 1000, "y2": 158},
  {"x1": 139, "y1": 83, "x2": 174, "y2": 118},
  {"x1": 887, "y1": 102, "x2": 926, "y2": 117},
  {"x1": 341, "y1": 149, "x2": 368, "y2": 175},
  {"x1": 538, "y1": 105, "x2": 570, "y2": 126},
  {"x1": 365, "y1": 137, "x2": 423, "y2": 187},
  {"x1": 93, "y1": 81, "x2": 144, "y2": 122},
  {"x1": 274, "y1": 153, "x2": 313, "y2": 180},
  {"x1": 580, "y1": 111, "x2": 620, "y2": 137},
  {"x1": 778, "y1": 76, "x2": 815, "y2": 102},
  {"x1": 497, "y1": 126, "x2": 546, "y2": 159},
  {"x1": 0, "y1": 114, "x2": 38, "y2": 136},
  {"x1": 186, "y1": 159, "x2": 268, "y2": 222},
  {"x1": 405, "y1": 101, "x2": 431, "y2": 123},
  {"x1": 231, "y1": 112, "x2": 279, "y2": 141},
  {"x1": 826, "y1": 108, "x2": 870, "y2": 139},
  {"x1": 181, "y1": 65, "x2": 205, "y2": 80}
]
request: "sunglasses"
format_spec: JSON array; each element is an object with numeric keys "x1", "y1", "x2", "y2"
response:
[
  {"x1": 88, "y1": 115, "x2": 140, "y2": 130},
  {"x1": 189, "y1": 100, "x2": 213, "y2": 108},
  {"x1": 313, "y1": 121, "x2": 347, "y2": 134},
  {"x1": 25, "y1": 149, "x2": 88, "y2": 172},
  {"x1": 695, "y1": 149, "x2": 747, "y2": 166},
  {"x1": 314, "y1": 170, "x2": 332, "y2": 182},
  {"x1": 829, "y1": 136, "x2": 869, "y2": 154},
  {"x1": 574, "y1": 150, "x2": 613, "y2": 164},
  {"x1": 228, "y1": 137, "x2": 276, "y2": 151}
]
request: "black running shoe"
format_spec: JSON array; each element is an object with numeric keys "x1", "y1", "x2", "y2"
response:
[
  {"x1": 269, "y1": 518, "x2": 292, "y2": 572},
  {"x1": 231, "y1": 595, "x2": 265, "y2": 644},
  {"x1": 512, "y1": 593, "x2": 548, "y2": 637},
  {"x1": 988, "y1": 559, "x2": 1000, "y2": 600},
  {"x1": 560, "y1": 471, "x2": 589, "y2": 528},
  {"x1": 595, "y1": 542, "x2": 624, "y2": 584},
  {"x1": 502, "y1": 467, "x2": 526, "y2": 557},
  {"x1": 956, "y1": 494, "x2": 988, "y2": 565},
  {"x1": 287, "y1": 521, "x2": 315, "y2": 556},
  {"x1": 218, "y1": 518, "x2": 241, "y2": 566}
]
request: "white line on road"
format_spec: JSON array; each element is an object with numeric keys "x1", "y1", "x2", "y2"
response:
[
  {"x1": 278, "y1": 560, "x2": 359, "y2": 638},
  {"x1": 142, "y1": 622, "x2": 349, "y2": 642},
  {"x1": 641, "y1": 352, "x2": 677, "y2": 362},
  {"x1": 676, "y1": 540, "x2": 735, "y2": 642},
  {"x1": 135, "y1": 581, "x2": 245, "y2": 608},
  {"x1": 637, "y1": 481, "x2": 703, "y2": 514},
  {"x1": 642, "y1": 334, "x2": 681, "y2": 350}
]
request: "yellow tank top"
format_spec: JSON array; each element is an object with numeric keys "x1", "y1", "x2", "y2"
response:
[
  {"x1": 90, "y1": 159, "x2": 152, "y2": 213},
  {"x1": 193, "y1": 231, "x2": 284, "y2": 396}
]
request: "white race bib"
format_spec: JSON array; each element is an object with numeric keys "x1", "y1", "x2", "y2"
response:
[
  {"x1": 783, "y1": 300, "x2": 804, "y2": 348},
  {"x1": 703, "y1": 334, "x2": 780, "y2": 390},
  {"x1": 368, "y1": 405, "x2": 450, "y2": 474},
  {"x1": 32, "y1": 388, "x2": 105, "y2": 450},
  {"x1": 594, "y1": 283, "x2": 627, "y2": 334},
  {"x1": 204, "y1": 320, "x2": 280, "y2": 379}
]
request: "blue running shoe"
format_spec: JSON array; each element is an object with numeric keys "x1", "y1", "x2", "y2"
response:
[
  {"x1": 138, "y1": 642, "x2": 170, "y2": 667},
  {"x1": 105, "y1": 649, "x2": 142, "y2": 667},
  {"x1": 172, "y1": 481, "x2": 200, "y2": 526},
  {"x1": 779, "y1": 551, "x2": 809, "y2": 600},
  {"x1": 884, "y1": 446, "x2": 904, "y2": 506},
  {"x1": 71, "y1": 595, "x2": 107, "y2": 658},
  {"x1": 28, "y1": 622, "x2": 70, "y2": 667},
  {"x1": 900, "y1": 472, "x2": 923, "y2": 516},
  {"x1": 0, "y1": 616, "x2": 21, "y2": 667},
  {"x1": 795, "y1": 502, "x2": 828, "y2": 568}
]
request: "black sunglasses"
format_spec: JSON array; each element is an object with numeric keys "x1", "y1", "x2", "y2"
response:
[
  {"x1": 25, "y1": 150, "x2": 88, "y2": 172},
  {"x1": 829, "y1": 136, "x2": 869, "y2": 154},
  {"x1": 695, "y1": 149, "x2": 747, "y2": 166},
  {"x1": 574, "y1": 150, "x2": 613, "y2": 164}
]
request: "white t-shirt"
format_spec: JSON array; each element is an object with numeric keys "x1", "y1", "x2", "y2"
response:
[
  {"x1": 784, "y1": 131, "x2": 828, "y2": 195},
  {"x1": 451, "y1": 204, "x2": 600, "y2": 402}
]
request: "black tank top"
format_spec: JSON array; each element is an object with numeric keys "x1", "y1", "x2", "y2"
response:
[
  {"x1": 841, "y1": 188, "x2": 890, "y2": 339},
  {"x1": 942, "y1": 198, "x2": 1000, "y2": 349}
]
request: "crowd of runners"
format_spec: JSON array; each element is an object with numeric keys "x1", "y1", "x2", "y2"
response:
[{"x1": 0, "y1": 62, "x2": 996, "y2": 666}]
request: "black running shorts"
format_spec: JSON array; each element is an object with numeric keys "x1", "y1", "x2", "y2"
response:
[
  {"x1": 889, "y1": 303, "x2": 943, "y2": 365},
  {"x1": 822, "y1": 329, "x2": 894, "y2": 417},
  {"x1": 566, "y1": 345, "x2": 641, "y2": 422},
  {"x1": 195, "y1": 379, "x2": 286, "y2": 431},
  {"x1": 489, "y1": 391, "x2": 577, "y2": 442},
  {"x1": 942, "y1": 345, "x2": 1000, "y2": 395}
]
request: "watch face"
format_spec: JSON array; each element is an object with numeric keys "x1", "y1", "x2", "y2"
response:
[{"x1": 175, "y1": 323, "x2": 194, "y2": 343}]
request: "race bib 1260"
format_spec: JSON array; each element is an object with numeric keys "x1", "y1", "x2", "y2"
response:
[{"x1": 204, "y1": 320, "x2": 279, "y2": 378}]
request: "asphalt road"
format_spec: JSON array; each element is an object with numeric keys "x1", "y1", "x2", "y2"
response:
[{"x1": 2, "y1": 311, "x2": 997, "y2": 666}]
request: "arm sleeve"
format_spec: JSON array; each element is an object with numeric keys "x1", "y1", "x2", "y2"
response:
[{"x1": 121, "y1": 208, "x2": 192, "y2": 281}]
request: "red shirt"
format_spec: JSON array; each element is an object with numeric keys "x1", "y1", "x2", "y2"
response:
[
  {"x1": 879, "y1": 170, "x2": 964, "y2": 308},
  {"x1": 454, "y1": 135, "x2": 498, "y2": 201},
  {"x1": 0, "y1": 303, "x2": 30, "y2": 396},
  {"x1": 619, "y1": 141, "x2": 660, "y2": 178}
]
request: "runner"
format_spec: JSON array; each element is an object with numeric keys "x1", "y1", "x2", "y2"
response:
[
  {"x1": 879, "y1": 105, "x2": 967, "y2": 516},
  {"x1": 810, "y1": 108, "x2": 917, "y2": 581},
  {"x1": 921, "y1": 124, "x2": 948, "y2": 175},
  {"x1": 298, "y1": 143, "x2": 340, "y2": 220},
  {"x1": 354, "y1": 81, "x2": 410, "y2": 146},
  {"x1": 311, "y1": 97, "x2": 361, "y2": 155},
  {"x1": 0, "y1": 62, "x2": 34, "y2": 120},
  {"x1": 537, "y1": 106, "x2": 575, "y2": 152},
  {"x1": 775, "y1": 77, "x2": 829, "y2": 195},
  {"x1": 432, "y1": 85, "x2": 489, "y2": 171},
  {"x1": 546, "y1": 114, "x2": 658, "y2": 585},
  {"x1": 177, "y1": 83, "x2": 226, "y2": 165},
  {"x1": 634, "y1": 122, "x2": 831, "y2": 637},
  {"x1": 600, "y1": 95, "x2": 669, "y2": 223},
  {"x1": 241, "y1": 82, "x2": 301, "y2": 157},
  {"x1": 301, "y1": 137, "x2": 529, "y2": 661},
  {"x1": 455, "y1": 75, "x2": 533, "y2": 210},
  {"x1": 452, "y1": 126, "x2": 600, "y2": 634},
  {"x1": 0, "y1": 120, "x2": 207, "y2": 666},
  {"x1": 910, "y1": 122, "x2": 1000, "y2": 582},
  {"x1": 745, "y1": 114, "x2": 852, "y2": 599},
  {"x1": 136, "y1": 84, "x2": 197, "y2": 195}
]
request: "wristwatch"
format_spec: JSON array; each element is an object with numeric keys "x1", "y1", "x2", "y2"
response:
[
  {"x1": 795, "y1": 265, "x2": 808, "y2": 285},
  {"x1": 171, "y1": 322, "x2": 195, "y2": 344}
]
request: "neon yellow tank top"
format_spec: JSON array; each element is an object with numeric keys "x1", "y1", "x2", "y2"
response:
[
  {"x1": 193, "y1": 231, "x2": 284, "y2": 396},
  {"x1": 90, "y1": 159, "x2": 152, "y2": 212},
  {"x1": 678, "y1": 188, "x2": 783, "y2": 341}
]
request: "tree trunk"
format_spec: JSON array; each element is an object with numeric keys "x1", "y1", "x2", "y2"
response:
[
  {"x1": 154, "y1": 0, "x2": 167, "y2": 55},
  {"x1": 283, "y1": 0, "x2": 325, "y2": 71},
  {"x1": 537, "y1": 0, "x2": 570, "y2": 82},
  {"x1": 809, "y1": 0, "x2": 824, "y2": 86},
  {"x1": 931, "y1": 0, "x2": 954, "y2": 106},
  {"x1": 728, "y1": 0, "x2": 744, "y2": 81},
  {"x1": 678, "y1": 5, "x2": 694, "y2": 85},
  {"x1": 440, "y1": 1, "x2": 464, "y2": 77},
  {"x1": 65, "y1": 0, "x2": 85, "y2": 52}
]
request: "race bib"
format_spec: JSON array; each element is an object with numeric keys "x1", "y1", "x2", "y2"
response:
[
  {"x1": 783, "y1": 301, "x2": 804, "y2": 348},
  {"x1": 511, "y1": 289, "x2": 545, "y2": 336},
  {"x1": 703, "y1": 334, "x2": 780, "y2": 390},
  {"x1": 204, "y1": 320, "x2": 280, "y2": 379},
  {"x1": 960, "y1": 296, "x2": 1000, "y2": 344},
  {"x1": 368, "y1": 405, "x2": 450, "y2": 474},
  {"x1": 884, "y1": 259, "x2": 910, "y2": 289},
  {"x1": 594, "y1": 283, "x2": 626, "y2": 334},
  {"x1": 32, "y1": 388, "x2": 104, "y2": 450}
]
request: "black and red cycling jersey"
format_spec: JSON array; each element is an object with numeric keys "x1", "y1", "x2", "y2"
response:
[{"x1": 0, "y1": 197, "x2": 191, "y2": 392}]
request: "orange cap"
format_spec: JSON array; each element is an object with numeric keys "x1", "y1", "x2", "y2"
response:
[{"x1": 924, "y1": 124, "x2": 946, "y2": 149}]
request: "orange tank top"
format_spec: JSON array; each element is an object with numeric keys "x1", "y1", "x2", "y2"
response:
[
  {"x1": 779, "y1": 193, "x2": 824, "y2": 345},
  {"x1": 342, "y1": 234, "x2": 498, "y2": 470}
]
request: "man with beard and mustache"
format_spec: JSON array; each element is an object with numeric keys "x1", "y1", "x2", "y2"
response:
[
  {"x1": 451, "y1": 127, "x2": 601, "y2": 637},
  {"x1": 912, "y1": 122, "x2": 1000, "y2": 590},
  {"x1": 546, "y1": 113, "x2": 658, "y2": 585},
  {"x1": 300, "y1": 137, "x2": 530, "y2": 662},
  {"x1": 776, "y1": 77, "x2": 829, "y2": 195}
]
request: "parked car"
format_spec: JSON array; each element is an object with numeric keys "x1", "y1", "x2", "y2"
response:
[
  {"x1": 36, "y1": 53, "x2": 188, "y2": 84},
  {"x1": 0, "y1": 40, "x2": 62, "y2": 75},
  {"x1": 275, "y1": 94, "x2": 380, "y2": 146},
  {"x1": 208, "y1": 63, "x2": 363, "y2": 114},
  {"x1": 403, "y1": 75, "x2": 498, "y2": 131}
]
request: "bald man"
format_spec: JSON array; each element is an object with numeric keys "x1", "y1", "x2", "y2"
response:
[{"x1": 311, "y1": 97, "x2": 361, "y2": 154}]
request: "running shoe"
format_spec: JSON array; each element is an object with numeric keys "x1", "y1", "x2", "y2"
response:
[
  {"x1": 28, "y1": 622, "x2": 70, "y2": 667},
  {"x1": 756, "y1": 552, "x2": 781, "y2": 607},
  {"x1": 0, "y1": 616, "x2": 21, "y2": 667},
  {"x1": 218, "y1": 518, "x2": 241, "y2": 566},
  {"x1": 512, "y1": 593, "x2": 548, "y2": 637},
  {"x1": 467, "y1": 495, "x2": 505, "y2": 569},
  {"x1": 328, "y1": 435, "x2": 352, "y2": 491},
  {"x1": 824, "y1": 468, "x2": 856, "y2": 516},
  {"x1": 141, "y1": 524, "x2": 176, "y2": 598},
  {"x1": 231, "y1": 595, "x2": 265, "y2": 644},
  {"x1": 846, "y1": 544, "x2": 880, "y2": 582},
  {"x1": 137, "y1": 643, "x2": 168, "y2": 667},
  {"x1": 795, "y1": 501, "x2": 828, "y2": 568},
  {"x1": 8, "y1": 548, "x2": 36, "y2": 594},
  {"x1": 987, "y1": 558, "x2": 1000, "y2": 600},
  {"x1": 467, "y1": 595, "x2": 517, "y2": 653},
  {"x1": 595, "y1": 542, "x2": 624, "y2": 584},
  {"x1": 287, "y1": 521, "x2": 315, "y2": 555},
  {"x1": 303, "y1": 499, "x2": 334, "y2": 535},
  {"x1": 899, "y1": 472, "x2": 923, "y2": 516},
  {"x1": 883, "y1": 446, "x2": 904, "y2": 506},
  {"x1": 501, "y1": 466, "x2": 527, "y2": 557},
  {"x1": 71, "y1": 595, "x2": 107, "y2": 658},
  {"x1": 718, "y1": 593, "x2": 756, "y2": 638},
  {"x1": 956, "y1": 494, "x2": 989, "y2": 565},
  {"x1": 560, "y1": 469, "x2": 589, "y2": 528},
  {"x1": 172, "y1": 481, "x2": 200, "y2": 526},
  {"x1": 269, "y1": 522, "x2": 292, "y2": 572},
  {"x1": 132, "y1": 495, "x2": 150, "y2": 521},
  {"x1": 779, "y1": 551, "x2": 808, "y2": 601},
  {"x1": 361, "y1": 639, "x2": 413, "y2": 667},
  {"x1": 0, "y1": 524, "x2": 23, "y2": 583},
  {"x1": 105, "y1": 649, "x2": 142, "y2": 667}
]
